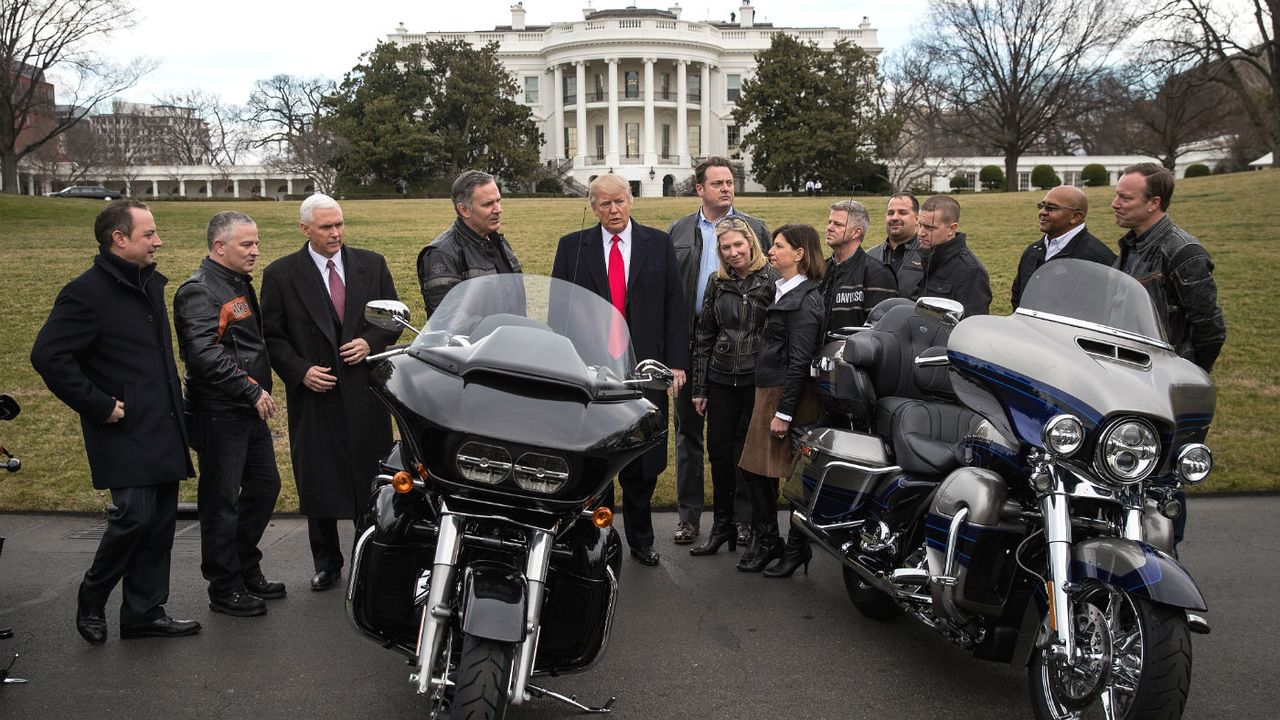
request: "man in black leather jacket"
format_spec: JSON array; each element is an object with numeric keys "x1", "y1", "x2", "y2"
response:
[
  {"x1": 896, "y1": 195, "x2": 991, "y2": 318},
  {"x1": 865, "y1": 192, "x2": 920, "y2": 278},
  {"x1": 667, "y1": 157, "x2": 768, "y2": 545},
  {"x1": 174, "y1": 211, "x2": 284, "y2": 618},
  {"x1": 821, "y1": 199, "x2": 898, "y2": 334},
  {"x1": 418, "y1": 169, "x2": 522, "y2": 315},
  {"x1": 1113, "y1": 163, "x2": 1225, "y2": 372}
]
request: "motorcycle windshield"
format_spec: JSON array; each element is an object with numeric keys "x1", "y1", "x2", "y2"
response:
[
  {"x1": 411, "y1": 274, "x2": 636, "y2": 389},
  {"x1": 1016, "y1": 259, "x2": 1170, "y2": 348}
]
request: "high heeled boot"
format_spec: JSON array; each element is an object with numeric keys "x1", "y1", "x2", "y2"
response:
[
  {"x1": 762, "y1": 526, "x2": 812, "y2": 578},
  {"x1": 737, "y1": 477, "x2": 782, "y2": 573},
  {"x1": 690, "y1": 493, "x2": 737, "y2": 556}
]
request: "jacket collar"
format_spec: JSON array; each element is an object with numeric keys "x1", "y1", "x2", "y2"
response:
[
  {"x1": 921, "y1": 231, "x2": 968, "y2": 269},
  {"x1": 96, "y1": 249, "x2": 162, "y2": 290},
  {"x1": 771, "y1": 276, "x2": 819, "y2": 310},
  {"x1": 199, "y1": 256, "x2": 251, "y2": 285},
  {"x1": 453, "y1": 217, "x2": 507, "y2": 249},
  {"x1": 1120, "y1": 214, "x2": 1172, "y2": 252}
]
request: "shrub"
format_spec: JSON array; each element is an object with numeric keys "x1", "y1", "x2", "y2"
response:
[
  {"x1": 1081, "y1": 163, "x2": 1110, "y2": 187},
  {"x1": 979, "y1": 165, "x2": 1005, "y2": 191},
  {"x1": 1031, "y1": 164, "x2": 1061, "y2": 190},
  {"x1": 950, "y1": 174, "x2": 971, "y2": 190},
  {"x1": 1185, "y1": 163, "x2": 1212, "y2": 178}
]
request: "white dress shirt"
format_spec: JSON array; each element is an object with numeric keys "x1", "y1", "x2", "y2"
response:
[
  {"x1": 601, "y1": 222, "x2": 633, "y2": 283},
  {"x1": 1043, "y1": 224, "x2": 1087, "y2": 260},
  {"x1": 307, "y1": 244, "x2": 345, "y2": 301}
]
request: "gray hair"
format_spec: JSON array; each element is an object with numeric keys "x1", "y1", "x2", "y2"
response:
[
  {"x1": 829, "y1": 199, "x2": 869, "y2": 237},
  {"x1": 300, "y1": 193, "x2": 341, "y2": 224},
  {"x1": 206, "y1": 211, "x2": 255, "y2": 250},
  {"x1": 452, "y1": 170, "x2": 496, "y2": 214},
  {"x1": 588, "y1": 173, "x2": 632, "y2": 205}
]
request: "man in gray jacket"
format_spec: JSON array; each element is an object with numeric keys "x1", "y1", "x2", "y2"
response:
[{"x1": 668, "y1": 157, "x2": 768, "y2": 545}]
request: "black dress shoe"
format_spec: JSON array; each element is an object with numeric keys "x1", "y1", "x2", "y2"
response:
[
  {"x1": 629, "y1": 546, "x2": 660, "y2": 566},
  {"x1": 76, "y1": 601, "x2": 107, "y2": 645},
  {"x1": 209, "y1": 589, "x2": 267, "y2": 617},
  {"x1": 120, "y1": 615, "x2": 202, "y2": 639},
  {"x1": 243, "y1": 572, "x2": 287, "y2": 600},
  {"x1": 310, "y1": 569, "x2": 341, "y2": 591},
  {"x1": 0, "y1": 626, "x2": 11, "y2": 640}
]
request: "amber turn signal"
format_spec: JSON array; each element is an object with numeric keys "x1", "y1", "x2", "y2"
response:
[
  {"x1": 391, "y1": 470, "x2": 415, "y2": 494},
  {"x1": 592, "y1": 506, "x2": 613, "y2": 528}
]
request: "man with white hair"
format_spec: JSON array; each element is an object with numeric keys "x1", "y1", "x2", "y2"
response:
[{"x1": 260, "y1": 194, "x2": 402, "y2": 592}]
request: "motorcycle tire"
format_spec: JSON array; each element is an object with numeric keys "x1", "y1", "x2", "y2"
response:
[
  {"x1": 1027, "y1": 582, "x2": 1192, "y2": 720},
  {"x1": 843, "y1": 567, "x2": 902, "y2": 621},
  {"x1": 449, "y1": 633, "x2": 515, "y2": 720}
]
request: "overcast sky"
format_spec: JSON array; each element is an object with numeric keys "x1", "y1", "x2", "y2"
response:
[{"x1": 75, "y1": 0, "x2": 926, "y2": 107}]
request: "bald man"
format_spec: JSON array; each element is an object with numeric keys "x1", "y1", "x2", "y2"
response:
[{"x1": 1010, "y1": 185, "x2": 1117, "y2": 309}]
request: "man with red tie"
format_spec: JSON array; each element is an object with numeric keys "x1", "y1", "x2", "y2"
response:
[
  {"x1": 551, "y1": 174, "x2": 688, "y2": 566},
  {"x1": 260, "y1": 194, "x2": 401, "y2": 591}
]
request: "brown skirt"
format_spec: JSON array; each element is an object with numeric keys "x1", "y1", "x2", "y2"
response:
[{"x1": 738, "y1": 383, "x2": 822, "y2": 479}]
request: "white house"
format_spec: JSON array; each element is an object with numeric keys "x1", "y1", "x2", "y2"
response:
[{"x1": 387, "y1": 2, "x2": 881, "y2": 195}]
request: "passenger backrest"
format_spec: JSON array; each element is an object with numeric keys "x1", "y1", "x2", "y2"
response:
[{"x1": 844, "y1": 303, "x2": 954, "y2": 402}]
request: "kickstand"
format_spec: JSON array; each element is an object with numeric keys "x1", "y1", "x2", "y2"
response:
[
  {"x1": 2, "y1": 653, "x2": 27, "y2": 685},
  {"x1": 526, "y1": 684, "x2": 614, "y2": 714}
]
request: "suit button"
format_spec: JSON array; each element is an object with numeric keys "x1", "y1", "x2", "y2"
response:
[
  {"x1": 147, "y1": 314, "x2": 154, "y2": 323},
  {"x1": 169, "y1": 411, "x2": 176, "y2": 419}
]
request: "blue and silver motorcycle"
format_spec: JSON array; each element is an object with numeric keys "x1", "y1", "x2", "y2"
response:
[{"x1": 789, "y1": 260, "x2": 1213, "y2": 719}]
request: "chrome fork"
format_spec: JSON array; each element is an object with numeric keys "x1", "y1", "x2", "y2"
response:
[
  {"x1": 1041, "y1": 466, "x2": 1076, "y2": 664},
  {"x1": 510, "y1": 528, "x2": 554, "y2": 704},
  {"x1": 415, "y1": 507, "x2": 464, "y2": 694}
]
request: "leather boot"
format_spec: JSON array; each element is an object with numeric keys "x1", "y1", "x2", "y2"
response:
[
  {"x1": 737, "y1": 477, "x2": 782, "y2": 573},
  {"x1": 763, "y1": 524, "x2": 812, "y2": 578},
  {"x1": 690, "y1": 492, "x2": 737, "y2": 556}
]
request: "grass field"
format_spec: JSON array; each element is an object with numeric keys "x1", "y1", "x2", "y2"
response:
[{"x1": 1, "y1": 171, "x2": 1276, "y2": 512}]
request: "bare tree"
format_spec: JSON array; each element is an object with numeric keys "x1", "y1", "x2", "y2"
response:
[
  {"x1": 0, "y1": 0, "x2": 153, "y2": 193},
  {"x1": 918, "y1": 0, "x2": 1139, "y2": 191},
  {"x1": 244, "y1": 74, "x2": 343, "y2": 194},
  {"x1": 1126, "y1": 57, "x2": 1234, "y2": 169},
  {"x1": 151, "y1": 90, "x2": 249, "y2": 168},
  {"x1": 875, "y1": 48, "x2": 954, "y2": 191},
  {"x1": 1156, "y1": 0, "x2": 1279, "y2": 167}
]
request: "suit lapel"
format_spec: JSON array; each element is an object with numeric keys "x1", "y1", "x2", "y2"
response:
[
  {"x1": 294, "y1": 244, "x2": 339, "y2": 347},
  {"x1": 339, "y1": 247, "x2": 369, "y2": 340},
  {"x1": 584, "y1": 224, "x2": 610, "y2": 298},
  {"x1": 626, "y1": 224, "x2": 653, "y2": 295}
]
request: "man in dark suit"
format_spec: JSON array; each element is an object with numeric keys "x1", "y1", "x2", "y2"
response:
[
  {"x1": 551, "y1": 174, "x2": 689, "y2": 566},
  {"x1": 1010, "y1": 185, "x2": 1116, "y2": 309},
  {"x1": 260, "y1": 194, "x2": 401, "y2": 592},
  {"x1": 31, "y1": 200, "x2": 201, "y2": 644}
]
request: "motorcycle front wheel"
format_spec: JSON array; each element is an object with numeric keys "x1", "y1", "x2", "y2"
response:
[
  {"x1": 1027, "y1": 581, "x2": 1192, "y2": 720},
  {"x1": 449, "y1": 633, "x2": 515, "y2": 720}
]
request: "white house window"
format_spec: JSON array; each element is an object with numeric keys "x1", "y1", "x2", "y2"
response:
[
  {"x1": 727, "y1": 125, "x2": 740, "y2": 148},
  {"x1": 563, "y1": 75, "x2": 576, "y2": 105},
  {"x1": 689, "y1": 74, "x2": 701, "y2": 102},
  {"x1": 624, "y1": 71, "x2": 639, "y2": 99},
  {"x1": 524, "y1": 76, "x2": 540, "y2": 104},
  {"x1": 661, "y1": 124, "x2": 671, "y2": 159},
  {"x1": 688, "y1": 125, "x2": 701, "y2": 157},
  {"x1": 726, "y1": 74, "x2": 741, "y2": 103},
  {"x1": 565, "y1": 127, "x2": 577, "y2": 159},
  {"x1": 625, "y1": 123, "x2": 640, "y2": 158}
]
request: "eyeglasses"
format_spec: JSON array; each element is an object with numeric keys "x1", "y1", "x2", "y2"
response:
[{"x1": 1036, "y1": 202, "x2": 1082, "y2": 213}]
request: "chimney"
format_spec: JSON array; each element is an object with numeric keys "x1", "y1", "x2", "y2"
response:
[
  {"x1": 583, "y1": 1, "x2": 594, "y2": 20},
  {"x1": 740, "y1": 1, "x2": 754, "y2": 28},
  {"x1": 511, "y1": 2, "x2": 526, "y2": 31},
  {"x1": 669, "y1": 3, "x2": 682, "y2": 18},
  {"x1": 860, "y1": 16, "x2": 871, "y2": 29}
]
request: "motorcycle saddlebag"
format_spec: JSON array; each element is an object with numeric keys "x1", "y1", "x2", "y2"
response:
[
  {"x1": 924, "y1": 468, "x2": 1022, "y2": 617},
  {"x1": 783, "y1": 428, "x2": 896, "y2": 525}
]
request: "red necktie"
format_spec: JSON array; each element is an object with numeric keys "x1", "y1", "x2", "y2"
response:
[
  {"x1": 607, "y1": 235, "x2": 627, "y2": 358},
  {"x1": 327, "y1": 259, "x2": 345, "y2": 324}
]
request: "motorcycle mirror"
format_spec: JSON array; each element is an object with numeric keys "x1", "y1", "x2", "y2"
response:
[
  {"x1": 914, "y1": 297, "x2": 965, "y2": 327},
  {"x1": 365, "y1": 301, "x2": 417, "y2": 334},
  {"x1": 629, "y1": 359, "x2": 675, "y2": 391},
  {"x1": 0, "y1": 395, "x2": 19, "y2": 422}
]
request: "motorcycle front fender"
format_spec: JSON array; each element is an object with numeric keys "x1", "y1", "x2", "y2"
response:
[
  {"x1": 460, "y1": 564, "x2": 529, "y2": 643},
  {"x1": 1070, "y1": 537, "x2": 1207, "y2": 612}
]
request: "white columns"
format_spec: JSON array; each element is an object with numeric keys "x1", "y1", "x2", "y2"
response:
[
  {"x1": 206, "y1": 179, "x2": 214, "y2": 198},
  {"x1": 232, "y1": 179, "x2": 240, "y2": 198},
  {"x1": 701, "y1": 63, "x2": 712, "y2": 158},
  {"x1": 606, "y1": 57, "x2": 620, "y2": 166},
  {"x1": 677, "y1": 60, "x2": 689, "y2": 166},
  {"x1": 151, "y1": 179, "x2": 159, "y2": 197},
  {"x1": 574, "y1": 61, "x2": 587, "y2": 168},
  {"x1": 286, "y1": 178, "x2": 293, "y2": 196},
  {"x1": 259, "y1": 177, "x2": 268, "y2": 198},
  {"x1": 179, "y1": 179, "x2": 187, "y2": 197},
  {"x1": 552, "y1": 64, "x2": 565, "y2": 162},
  {"x1": 643, "y1": 57, "x2": 656, "y2": 167}
]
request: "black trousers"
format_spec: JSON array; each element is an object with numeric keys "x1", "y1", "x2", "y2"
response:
[
  {"x1": 191, "y1": 412, "x2": 281, "y2": 596},
  {"x1": 705, "y1": 381, "x2": 756, "y2": 513},
  {"x1": 308, "y1": 517, "x2": 359, "y2": 573},
  {"x1": 600, "y1": 459, "x2": 657, "y2": 550},
  {"x1": 79, "y1": 482, "x2": 178, "y2": 625}
]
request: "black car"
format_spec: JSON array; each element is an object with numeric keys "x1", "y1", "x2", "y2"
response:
[{"x1": 48, "y1": 185, "x2": 122, "y2": 200}]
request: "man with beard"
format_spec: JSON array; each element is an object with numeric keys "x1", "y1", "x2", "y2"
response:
[{"x1": 865, "y1": 192, "x2": 920, "y2": 277}]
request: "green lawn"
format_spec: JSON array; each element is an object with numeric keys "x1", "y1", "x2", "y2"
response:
[{"x1": 1, "y1": 171, "x2": 1275, "y2": 512}]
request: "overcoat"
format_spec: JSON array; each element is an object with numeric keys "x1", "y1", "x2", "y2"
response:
[
  {"x1": 259, "y1": 243, "x2": 401, "y2": 518},
  {"x1": 1009, "y1": 226, "x2": 1116, "y2": 310},
  {"x1": 551, "y1": 221, "x2": 689, "y2": 476},
  {"x1": 30, "y1": 251, "x2": 194, "y2": 489}
]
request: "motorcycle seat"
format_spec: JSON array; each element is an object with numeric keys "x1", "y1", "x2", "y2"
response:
[{"x1": 876, "y1": 397, "x2": 980, "y2": 477}]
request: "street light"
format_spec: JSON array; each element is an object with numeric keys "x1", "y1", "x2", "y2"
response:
[{"x1": 649, "y1": 166, "x2": 656, "y2": 180}]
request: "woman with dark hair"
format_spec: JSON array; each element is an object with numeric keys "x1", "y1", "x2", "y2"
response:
[
  {"x1": 689, "y1": 217, "x2": 777, "y2": 556},
  {"x1": 735, "y1": 224, "x2": 826, "y2": 573}
]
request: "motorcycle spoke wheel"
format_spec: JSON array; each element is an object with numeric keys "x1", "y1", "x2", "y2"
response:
[{"x1": 1028, "y1": 582, "x2": 1192, "y2": 720}]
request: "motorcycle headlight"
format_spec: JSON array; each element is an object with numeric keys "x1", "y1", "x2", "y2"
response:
[
  {"x1": 513, "y1": 452, "x2": 570, "y2": 494},
  {"x1": 1176, "y1": 444, "x2": 1212, "y2": 484},
  {"x1": 1042, "y1": 414, "x2": 1084, "y2": 456},
  {"x1": 1094, "y1": 417, "x2": 1160, "y2": 484},
  {"x1": 456, "y1": 441, "x2": 512, "y2": 485}
]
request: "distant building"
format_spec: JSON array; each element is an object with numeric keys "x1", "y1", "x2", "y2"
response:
[
  {"x1": 8, "y1": 62, "x2": 58, "y2": 156},
  {"x1": 90, "y1": 100, "x2": 212, "y2": 166},
  {"x1": 921, "y1": 149, "x2": 1237, "y2": 193},
  {"x1": 387, "y1": 2, "x2": 881, "y2": 195}
]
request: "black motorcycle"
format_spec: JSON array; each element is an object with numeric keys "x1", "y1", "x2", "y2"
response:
[
  {"x1": 345, "y1": 274, "x2": 673, "y2": 719},
  {"x1": 789, "y1": 261, "x2": 1213, "y2": 719}
]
